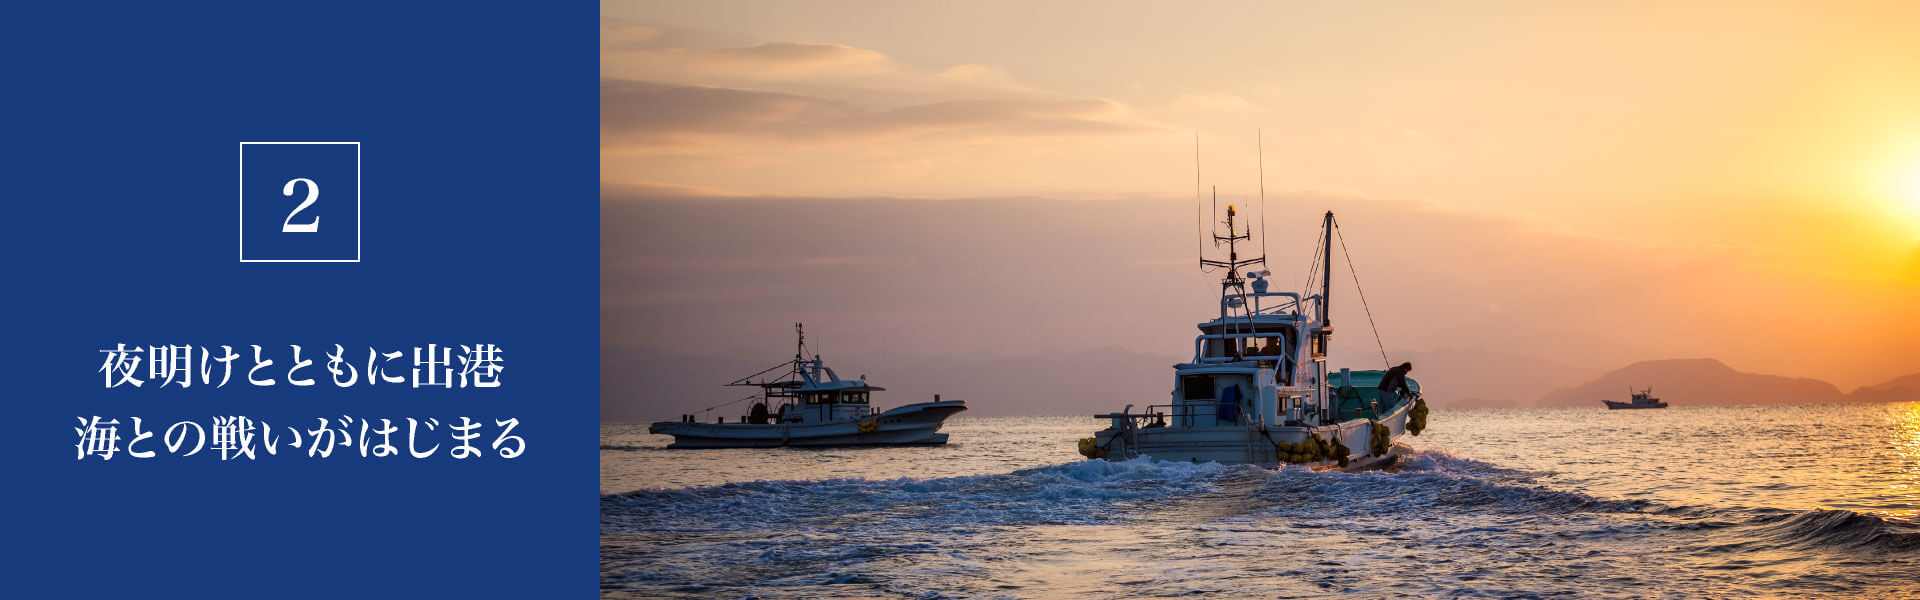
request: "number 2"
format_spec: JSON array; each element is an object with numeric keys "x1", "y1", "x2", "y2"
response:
[{"x1": 282, "y1": 178, "x2": 320, "y2": 233}]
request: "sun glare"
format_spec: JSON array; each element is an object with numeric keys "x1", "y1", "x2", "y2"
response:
[
  {"x1": 1876, "y1": 155, "x2": 1920, "y2": 228},
  {"x1": 1904, "y1": 169, "x2": 1920, "y2": 218},
  {"x1": 1869, "y1": 138, "x2": 1920, "y2": 225}
]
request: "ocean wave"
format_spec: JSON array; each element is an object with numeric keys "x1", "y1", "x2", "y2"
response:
[
  {"x1": 1747, "y1": 509, "x2": 1920, "y2": 553},
  {"x1": 602, "y1": 410, "x2": 1920, "y2": 599},
  {"x1": 1244, "y1": 448, "x2": 1649, "y2": 520},
  {"x1": 1393, "y1": 446, "x2": 1537, "y2": 478},
  {"x1": 604, "y1": 449, "x2": 1666, "y2": 538},
  {"x1": 602, "y1": 458, "x2": 1253, "y2": 533}
]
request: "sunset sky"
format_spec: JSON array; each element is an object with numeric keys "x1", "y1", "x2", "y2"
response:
[{"x1": 603, "y1": 1, "x2": 1920, "y2": 399}]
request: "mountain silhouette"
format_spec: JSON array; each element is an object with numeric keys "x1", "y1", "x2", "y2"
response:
[
  {"x1": 1848, "y1": 372, "x2": 1920, "y2": 404},
  {"x1": 1539, "y1": 358, "x2": 1844, "y2": 407}
]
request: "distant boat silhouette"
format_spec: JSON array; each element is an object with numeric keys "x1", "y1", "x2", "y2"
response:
[{"x1": 1603, "y1": 387, "x2": 1667, "y2": 409}]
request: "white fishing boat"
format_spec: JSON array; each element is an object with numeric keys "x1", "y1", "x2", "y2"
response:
[
  {"x1": 1081, "y1": 203, "x2": 1429, "y2": 471},
  {"x1": 649, "y1": 324, "x2": 967, "y2": 448}
]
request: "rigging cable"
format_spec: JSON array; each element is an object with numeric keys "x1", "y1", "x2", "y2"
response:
[
  {"x1": 1194, "y1": 134, "x2": 1221, "y2": 302},
  {"x1": 1258, "y1": 130, "x2": 1268, "y2": 262},
  {"x1": 1195, "y1": 133, "x2": 1207, "y2": 268},
  {"x1": 641, "y1": 393, "x2": 764, "y2": 425},
  {"x1": 701, "y1": 394, "x2": 763, "y2": 414},
  {"x1": 1333, "y1": 220, "x2": 1392, "y2": 370},
  {"x1": 1301, "y1": 226, "x2": 1325, "y2": 302}
]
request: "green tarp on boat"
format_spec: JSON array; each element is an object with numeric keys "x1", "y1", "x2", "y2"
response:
[{"x1": 1332, "y1": 370, "x2": 1420, "y2": 422}]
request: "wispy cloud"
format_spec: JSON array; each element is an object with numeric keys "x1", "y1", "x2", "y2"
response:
[
  {"x1": 599, "y1": 20, "x2": 1162, "y2": 158},
  {"x1": 818, "y1": 98, "x2": 1152, "y2": 140},
  {"x1": 599, "y1": 179, "x2": 744, "y2": 199},
  {"x1": 600, "y1": 79, "x2": 1156, "y2": 148},
  {"x1": 599, "y1": 19, "x2": 663, "y2": 52},
  {"x1": 599, "y1": 80, "x2": 848, "y2": 142},
  {"x1": 607, "y1": 41, "x2": 894, "y2": 82}
]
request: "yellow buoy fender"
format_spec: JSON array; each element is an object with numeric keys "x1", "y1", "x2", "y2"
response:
[
  {"x1": 858, "y1": 419, "x2": 878, "y2": 433},
  {"x1": 1331, "y1": 435, "x2": 1351, "y2": 468},
  {"x1": 1273, "y1": 440, "x2": 1296, "y2": 462},
  {"x1": 1276, "y1": 439, "x2": 1328, "y2": 464},
  {"x1": 1369, "y1": 422, "x2": 1391, "y2": 457},
  {"x1": 1078, "y1": 437, "x2": 1107, "y2": 459},
  {"x1": 1408, "y1": 397, "x2": 1430, "y2": 436},
  {"x1": 1278, "y1": 435, "x2": 1340, "y2": 465}
]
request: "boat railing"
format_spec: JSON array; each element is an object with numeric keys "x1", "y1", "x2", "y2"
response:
[
  {"x1": 1221, "y1": 291, "x2": 1303, "y2": 316},
  {"x1": 1093, "y1": 406, "x2": 1170, "y2": 430},
  {"x1": 1096, "y1": 403, "x2": 1272, "y2": 429}
]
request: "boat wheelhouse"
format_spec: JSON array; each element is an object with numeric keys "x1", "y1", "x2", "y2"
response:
[{"x1": 649, "y1": 324, "x2": 967, "y2": 448}]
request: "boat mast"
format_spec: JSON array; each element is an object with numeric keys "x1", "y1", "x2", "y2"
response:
[
  {"x1": 790, "y1": 321, "x2": 812, "y2": 389},
  {"x1": 1200, "y1": 194, "x2": 1264, "y2": 358},
  {"x1": 1314, "y1": 211, "x2": 1335, "y2": 417},
  {"x1": 1322, "y1": 211, "x2": 1333, "y2": 328}
]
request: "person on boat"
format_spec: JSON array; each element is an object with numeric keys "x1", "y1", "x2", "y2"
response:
[{"x1": 1378, "y1": 362, "x2": 1414, "y2": 403}]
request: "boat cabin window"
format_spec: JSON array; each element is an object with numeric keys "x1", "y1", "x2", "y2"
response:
[
  {"x1": 1202, "y1": 337, "x2": 1287, "y2": 358},
  {"x1": 1182, "y1": 375, "x2": 1215, "y2": 400},
  {"x1": 1201, "y1": 325, "x2": 1296, "y2": 359},
  {"x1": 1205, "y1": 337, "x2": 1268, "y2": 358},
  {"x1": 805, "y1": 391, "x2": 869, "y2": 404},
  {"x1": 1245, "y1": 336, "x2": 1283, "y2": 357}
]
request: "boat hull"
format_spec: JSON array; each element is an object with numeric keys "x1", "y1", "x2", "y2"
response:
[
  {"x1": 1093, "y1": 395, "x2": 1416, "y2": 471},
  {"x1": 648, "y1": 400, "x2": 967, "y2": 448},
  {"x1": 1602, "y1": 400, "x2": 1667, "y2": 409}
]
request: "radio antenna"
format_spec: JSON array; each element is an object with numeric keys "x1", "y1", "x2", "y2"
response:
[
  {"x1": 1258, "y1": 129, "x2": 1268, "y2": 260},
  {"x1": 1195, "y1": 132, "x2": 1204, "y2": 266}
]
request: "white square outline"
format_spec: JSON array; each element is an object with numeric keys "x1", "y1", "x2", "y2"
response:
[{"x1": 239, "y1": 141, "x2": 361, "y2": 263}]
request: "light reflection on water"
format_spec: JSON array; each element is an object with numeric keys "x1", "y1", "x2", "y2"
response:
[
  {"x1": 602, "y1": 403, "x2": 1920, "y2": 598},
  {"x1": 1887, "y1": 402, "x2": 1920, "y2": 522}
]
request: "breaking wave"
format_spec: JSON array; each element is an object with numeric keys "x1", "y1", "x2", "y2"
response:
[{"x1": 1744, "y1": 508, "x2": 1920, "y2": 553}]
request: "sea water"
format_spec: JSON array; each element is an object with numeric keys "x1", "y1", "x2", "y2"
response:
[{"x1": 601, "y1": 403, "x2": 1920, "y2": 598}]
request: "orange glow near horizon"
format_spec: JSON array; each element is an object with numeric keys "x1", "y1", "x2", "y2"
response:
[{"x1": 601, "y1": 1, "x2": 1920, "y2": 390}]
